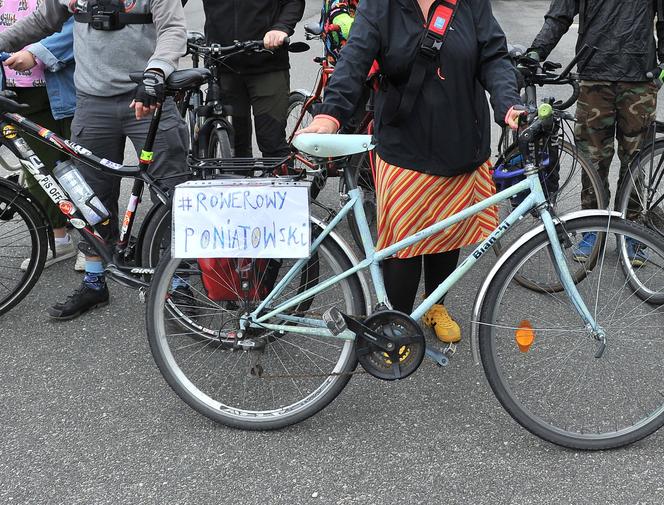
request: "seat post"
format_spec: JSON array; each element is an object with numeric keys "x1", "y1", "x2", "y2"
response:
[
  {"x1": 139, "y1": 102, "x2": 163, "y2": 168},
  {"x1": 342, "y1": 157, "x2": 359, "y2": 192}
]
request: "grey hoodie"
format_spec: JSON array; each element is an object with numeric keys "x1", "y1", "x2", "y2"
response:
[{"x1": 0, "y1": 0, "x2": 186, "y2": 96}]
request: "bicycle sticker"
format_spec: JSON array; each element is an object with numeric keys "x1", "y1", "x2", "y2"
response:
[
  {"x1": 69, "y1": 218, "x2": 86, "y2": 229},
  {"x1": 2, "y1": 124, "x2": 17, "y2": 139},
  {"x1": 172, "y1": 179, "x2": 311, "y2": 259},
  {"x1": 100, "y1": 158, "x2": 124, "y2": 170}
]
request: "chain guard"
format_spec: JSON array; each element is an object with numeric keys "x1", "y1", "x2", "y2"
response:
[{"x1": 355, "y1": 311, "x2": 425, "y2": 381}]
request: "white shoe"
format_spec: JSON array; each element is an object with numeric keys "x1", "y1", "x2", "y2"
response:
[
  {"x1": 20, "y1": 238, "x2": 77, "y2": 271},
  {"x1": 74, "y1": 251, "x2": 86, "y2": 272}
]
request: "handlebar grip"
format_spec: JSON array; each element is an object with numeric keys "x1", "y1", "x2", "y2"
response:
[
  {"x1": 554, "y1": 80, "x2": 580, "y2": 111},
  {"x1": 0, "y1": 52, "x2": 10, "y2": 62}
]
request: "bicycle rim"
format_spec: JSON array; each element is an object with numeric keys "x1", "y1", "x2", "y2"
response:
[
  {"x1": 147, "y1": 235, "x2": 364, "y2": 429},
  {"x1": 480, "y1": 216, "x2": 664, "y2": 449},
  {"x1": 0, "y1": 186, "x2": 47, "y2": 315}
]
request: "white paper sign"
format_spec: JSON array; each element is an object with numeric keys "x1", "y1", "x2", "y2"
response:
[{"x1": 172, "y1": 179, "x2": 310, "y2": 259}]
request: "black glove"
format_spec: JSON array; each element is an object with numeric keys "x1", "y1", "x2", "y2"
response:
[{"x1": 134, "y1": 69, "x2": 165, "y2": 107}]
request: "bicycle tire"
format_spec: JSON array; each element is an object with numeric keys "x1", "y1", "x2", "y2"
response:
[
  {"x1": 147, "y1": 230, "x2": 365, "y2": 430},
  {"x1": 140, "y1": 202, "x2": 171, "y2": 269},
  {"x1": 0, "y1": 184, "x2": 48, "y2": 315},
  {"x1": 286, "y1": 92, "x2": 326, "y2": 199},
  {"x1": 615, "y1": 138, "x2": 664, "y2": 302},
  {"x1": 493, "y1": 139, "x2": 607, "y2": 293},
  {"x1": 286, "y1": 91, "x2": 316, "y2": 142},
  {"x1": 480, "y1": 215, "x2": 664, "y2": 450},
  {"x1": 204, "y1": 124, "x2": 233, "y2": 159},
  {"x1": 615, "y1": 138, "x2": 664, "y2": 232}
]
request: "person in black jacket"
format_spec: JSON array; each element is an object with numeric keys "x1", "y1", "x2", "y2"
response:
[
  {"x1": 528, "y1": 0, "x2": 662, "y2": 264},
  {"x1": 300, "y1": 0, "x2": 522, "y2": 343},
  {"x1": 202, "y1": 0, "x2": 305, "y2": 159}
]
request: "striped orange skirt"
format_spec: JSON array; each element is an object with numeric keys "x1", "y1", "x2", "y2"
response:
[{"x1": 375, "y1": 156, "x2": 499, "y2": 259}]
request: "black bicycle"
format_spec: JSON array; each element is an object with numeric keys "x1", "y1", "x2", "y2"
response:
[
  {"x1": 178, "y1": 33, "x2": 309, "y2": 161},
  {"x1": 0, "y1": 68, "x2": 219, "y2": 316}
]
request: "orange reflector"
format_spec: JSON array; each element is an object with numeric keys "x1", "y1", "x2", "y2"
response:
[{"x1": 515, "y1": 320, "x2": 535, "y2": 352}]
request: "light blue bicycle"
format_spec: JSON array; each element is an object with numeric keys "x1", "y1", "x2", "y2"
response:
[{"x1": 147, "y1": 105, "x2": 664, "y2": 450}]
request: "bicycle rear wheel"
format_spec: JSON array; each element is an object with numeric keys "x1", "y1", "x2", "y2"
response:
[
  {"x1": 0, "y1": 184, "x2": 48, "y2": 315},
  {"x1": 493, "y1": 140, "x2": 607, "y2": 292},
  {"x1": 146, "y1": 230, "x2": 366, "y2": 430},
  {"x1": 480, "y1": 215, "x2": 664, "y2": 450}
]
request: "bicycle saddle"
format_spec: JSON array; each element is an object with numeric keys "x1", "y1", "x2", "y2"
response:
[
  {"x1": 293, "y1": 134, "x2": 375, "y2": 157},
  {"x1": 129, "y1": 68, "x2": 212, "y2": 92},
  {"x1": 304, "y1": 22, "x2": 323, "y2": 36}
]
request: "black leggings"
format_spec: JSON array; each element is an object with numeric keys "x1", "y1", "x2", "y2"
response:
[{"x1": 382, "y1": 249, "x2": 461, "y2": 314}]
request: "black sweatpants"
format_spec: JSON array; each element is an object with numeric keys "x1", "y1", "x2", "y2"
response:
[{"x1": 219, "y1": 70, "x2": 290, "y2": 158}]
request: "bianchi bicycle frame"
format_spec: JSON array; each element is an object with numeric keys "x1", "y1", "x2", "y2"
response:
[{"x1": 243, "y1": 151, "x2": 604, "y2": 363}]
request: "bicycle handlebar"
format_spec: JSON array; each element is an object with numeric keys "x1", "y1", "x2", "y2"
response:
[{"x1": 186, "y1": 37, "x2": 308, "y2": 57}]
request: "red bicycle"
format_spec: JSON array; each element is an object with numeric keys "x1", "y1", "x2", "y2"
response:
[{"x1": 286, "y1": 21, "x2": 378, "y2": 249}]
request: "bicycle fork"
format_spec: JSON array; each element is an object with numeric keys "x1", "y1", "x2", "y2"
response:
[{"x1": 539, "y1": 207, "x2": 607, "y2": 357}]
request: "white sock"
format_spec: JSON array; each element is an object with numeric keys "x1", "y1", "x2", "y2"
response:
[{"x1": 54, "y1": 234, "x2": 71, "y2": 246}]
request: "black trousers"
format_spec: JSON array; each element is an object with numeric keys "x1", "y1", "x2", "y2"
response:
[
  {"x1": 72, "y1": 92, "x2": 188, "y2": 242},
  {"x1": 382, "y1": 250, "x2": 461, "y2": 314},
  {"x1": 219, "y1": 70, "x2": 290, "y2": 158}
]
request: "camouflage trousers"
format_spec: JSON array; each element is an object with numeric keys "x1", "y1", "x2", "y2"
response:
[{"x1": 575, "y1": 81, "x2": 658, "y2": 213}]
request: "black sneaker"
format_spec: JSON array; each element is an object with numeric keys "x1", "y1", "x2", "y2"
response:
[{"x1": 48, "y1": 282, "x2": 110, "y2": 320}]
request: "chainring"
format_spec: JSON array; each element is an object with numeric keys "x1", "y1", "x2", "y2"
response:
[{"x1": 355, "y1": 310, "x2": 425, "y2": 381}]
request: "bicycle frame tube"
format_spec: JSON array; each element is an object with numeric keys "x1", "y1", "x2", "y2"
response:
[
  {"x1": 247, "y1": 169, "x2": 601, "y2": 342},
  {"x1": 0, "y1": 109, "x2": 167, "y2": 265}
]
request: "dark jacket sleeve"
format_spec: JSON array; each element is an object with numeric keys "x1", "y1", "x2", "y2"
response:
[
  {"x1": 529, "y1": 0, "x2": 579, "y2": 60},
  {"x1": 473, "y1": 0, "x2": 522, "y2": 124},
  {"x1": 315, "y1": 0, "x2": 380, "y2": 125},
  {"x1": 271, "y1": 0, "x2": 306, "y2": 35}
]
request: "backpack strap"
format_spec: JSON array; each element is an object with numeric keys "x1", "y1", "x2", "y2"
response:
[{"x1": 384, "y1": 0, "x2": 461, "y2": 126}]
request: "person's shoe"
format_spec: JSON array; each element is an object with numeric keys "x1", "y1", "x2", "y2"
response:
[
  {"x1": 626, "y1": 237, "x2": 649, "y2": 267},
  {"x1": 74, "y1": 251, "x2": 86, "y2": 272},
  {"x1": 20, "y1": 238, "x2": 77, "y2": 271},
  {"x1": 572, "y1": 232, "x2": 597, "y2": 263},
  {"x1": 422, "y1": 304, "x2": 461, "y2": 343},
  {"x1": 47, "y1": 282, "x2": 109, "y2": 320}
]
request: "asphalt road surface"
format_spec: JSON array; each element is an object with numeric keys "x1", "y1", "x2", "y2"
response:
[{"x1": 2, "y1": 1, "x2": 664, "y2": 504}]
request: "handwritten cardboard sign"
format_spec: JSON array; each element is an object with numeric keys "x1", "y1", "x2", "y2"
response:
[{"x1": 171, "y1": 179, "x2": 310, "y2": 259}]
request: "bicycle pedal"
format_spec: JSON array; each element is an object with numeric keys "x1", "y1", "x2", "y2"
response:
[
  {"x1": 444, "y1": 343, "x2": 457, "y2": 356},
  {"x1": 323, "y1": 307, "x2": 347, "y2": 336},
  {"x1": 425, "y1": 347, "x2": 449, "y2": 367}
]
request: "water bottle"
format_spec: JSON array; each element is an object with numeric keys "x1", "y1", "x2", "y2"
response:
[{"x1": 53, "y1": 160, "x2": 109, "y2": 225}]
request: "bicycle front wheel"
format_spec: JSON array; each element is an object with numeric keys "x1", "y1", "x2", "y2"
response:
[
  {"x1": 205, "y1": 124, "x2": 233, "y2": 159},
  {"x1": 493, "y1": 140, "x2": 607, "y2": 293},
  {"x1": 480, "y1": 215, "x2": 664, "y2": 450},
  {"x1": 146, "y1": 231, "x2": 366, "y2": 430},
  {"x1": 0, "y1": 184, "x2": 48, "y2": 315}
]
